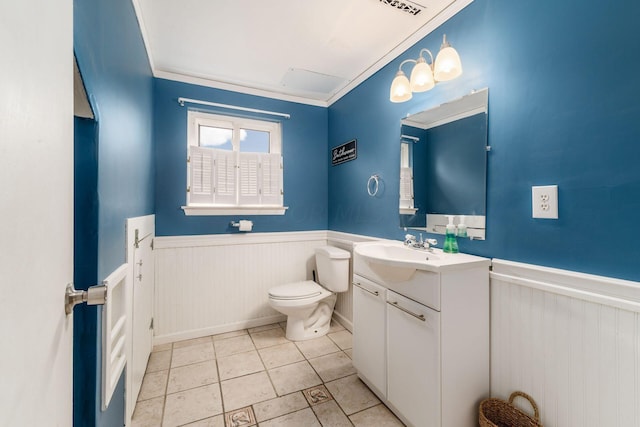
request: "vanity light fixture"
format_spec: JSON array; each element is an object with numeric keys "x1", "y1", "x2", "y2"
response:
[{"x1": 389, "y1": 34, "x2": 463, "y2": 103}]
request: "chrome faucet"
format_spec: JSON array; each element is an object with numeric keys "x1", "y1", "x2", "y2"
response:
[{"x1": 404, "y1": 233, "x2": 437, "y2": 251}]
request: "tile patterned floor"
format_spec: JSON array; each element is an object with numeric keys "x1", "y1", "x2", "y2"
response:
[{"x1": 132, "y1": 321, "x2": 404, "y2": 427}]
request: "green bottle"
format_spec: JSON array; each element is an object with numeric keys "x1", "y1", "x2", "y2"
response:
[{"x1": 443, "y1": 215, "x2": 459, "y2": 254}]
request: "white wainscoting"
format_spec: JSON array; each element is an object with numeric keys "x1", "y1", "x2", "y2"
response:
[
  {"x1": 154, "y1": 231, "x2": 325, "y2": 343},
  {"x1": 327, "y1": 231, "x2": 379, "y2": 332},
  {"x1": 490, "y1": 260, "x2": 640, "y2": 427},
  {"x1": 154, "y1": 230, "x2": 379, "y2": 344}
]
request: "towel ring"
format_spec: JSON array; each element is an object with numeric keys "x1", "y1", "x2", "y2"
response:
[{"x1": 367, "y1": 174, "x2": 380, "y2": 197}]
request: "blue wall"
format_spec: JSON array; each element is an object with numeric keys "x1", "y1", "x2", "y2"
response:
[
  {"x1": 73, "y1": 117, "x2": 100, "y2": 427},
  {"x1": 74, "y1": 0, "x2": 154, "y2": 425},
  {"x1": 154, "y1": 78, "x2": 328, "y2": 236},
  {"x1": 328, "y1": 0, "x2": 640, "y2": 281}
]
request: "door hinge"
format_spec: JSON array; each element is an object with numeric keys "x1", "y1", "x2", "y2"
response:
[
  {"x1": 151, "y1": 238, "x2": 154, "y2": 250},
  {"x1": 150, "y1": 317, "x2": 154, "y2": 330},
  {"x1": 187, "y1": 186, "x2": 190, "y2": 193}
]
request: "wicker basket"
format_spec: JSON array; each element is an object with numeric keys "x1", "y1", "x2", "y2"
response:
[{"x1": 479, "y1": 391, "x2": 543, "y2": 427}]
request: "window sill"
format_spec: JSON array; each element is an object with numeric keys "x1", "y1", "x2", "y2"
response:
[
  {"x1": 182, "y1": 205, "x2": 288, "y2": 216},
  {"x1": 399, "y1": 207, "x2": 418, "y2": 215}
]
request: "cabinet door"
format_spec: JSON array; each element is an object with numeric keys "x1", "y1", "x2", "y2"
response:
[
  {"x1": 387, "y1": 290, "x2": 441, "y2": 427},
  {"x1": 352, "y1": 275, "x2": 387, "y2": 397}
]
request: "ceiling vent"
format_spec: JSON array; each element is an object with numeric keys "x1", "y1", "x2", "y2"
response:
[
  {"x1": 379, "y1": 0, "x2": 424, "y2": 16},
  {"x1": 281, "y1": 68, "x2": 347, "y2": 97}
]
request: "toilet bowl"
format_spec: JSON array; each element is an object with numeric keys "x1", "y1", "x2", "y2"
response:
[{"x1": 268, "y1": 246, "x2": 350, "y2": 341}]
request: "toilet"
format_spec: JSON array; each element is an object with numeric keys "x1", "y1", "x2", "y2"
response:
[{"x1": 268, "y1": 246, "x2": 350, "y2": 341}]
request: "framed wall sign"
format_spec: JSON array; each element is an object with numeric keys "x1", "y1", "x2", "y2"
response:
[{"x1": 331, "y1": 139, "x2": 357, "y2": 166}]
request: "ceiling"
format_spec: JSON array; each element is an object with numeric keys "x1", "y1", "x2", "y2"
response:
[{"x1": 133, "y1": 0, "x2": 472, "y2": 107}]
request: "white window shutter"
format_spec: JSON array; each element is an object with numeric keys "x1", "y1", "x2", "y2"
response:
[
  {"x1": 186, "y1": 112, "x2": 286, "y2": 211},
  {"x1": 399, "y1": 167, "x2": 414, "y2": 208},
  {"x1": 188, "y1": 146, "x2": 214, "y2": 204},
  {"x1": 238, "y1": 153, "x2": 260, "y2": 205},
  {"x1": 260, "y1": 153, "x2": 283, "y2": 206},
  {"x1": 213, "y1": 149, "x2": 237, "y2": 205}
]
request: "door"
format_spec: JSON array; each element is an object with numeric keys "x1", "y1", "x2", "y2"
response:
[
  {"x1": 0, "y1": 1, "x2": 74, "y2": 426},
  {"x1": 125, "y1": 215, "x2": 155, "y2": 425}
]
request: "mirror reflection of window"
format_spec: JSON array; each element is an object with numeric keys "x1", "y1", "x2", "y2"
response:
[{"x1": 399, "y1": 142, "x2": 415, "y2": 212}]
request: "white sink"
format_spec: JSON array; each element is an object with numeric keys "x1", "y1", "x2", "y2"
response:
[
  {"x1": 354, "y1": 240, "x2": 488, "y2": 280},
  {"x1": 356, "y1": 242, "x2": 442, "y2": 264}
]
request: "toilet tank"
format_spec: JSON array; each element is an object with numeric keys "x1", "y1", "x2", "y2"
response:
[{"x1": 315, "y1": 246, "x2": 351, "y2": 292}]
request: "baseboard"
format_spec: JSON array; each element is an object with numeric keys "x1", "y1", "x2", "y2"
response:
[
  {"x1": 332, "y1": 311, "x2": 353, "y2": 333},
  {"x1": 153, "y1": 314, "x2": 287, "y2": 346}
]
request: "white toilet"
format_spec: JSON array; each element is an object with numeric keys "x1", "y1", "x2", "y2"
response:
[{"x1": 268, "y1": 246, "x2": 350, "y2": 341}]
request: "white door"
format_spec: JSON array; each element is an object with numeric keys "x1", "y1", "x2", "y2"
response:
[
  {"x1": 125, "y1": 215, "x2": 155, "y2": 425},
  {"x1": 0, "y1": 1, "x2": 74, "y2": 426}
]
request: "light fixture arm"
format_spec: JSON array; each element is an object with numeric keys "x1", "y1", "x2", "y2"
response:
[
  {"x1": 398, "y1": 58, "x2": 417, "y2": 73},
  {"x1": 440, "y1": 34, "x2": 451, "y2": 50},
  {"x1": 418, "y1": 48, "x2": 434, "y2": 66}
]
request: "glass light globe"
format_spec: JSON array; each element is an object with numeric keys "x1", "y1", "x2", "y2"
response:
[
  {"x1": 410, "y1": 57, "x2": 435, "y2": 92},
  {"x1": 434, "y1": 36, "x2": 462, "y2": 82},
  {"x1": 390, "y1": 70, "x2": 412, "y2": 103}
]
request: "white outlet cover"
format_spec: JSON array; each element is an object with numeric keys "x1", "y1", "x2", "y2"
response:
[{"x1": 532, "y1": 185, "x2": 558, "y2": 219}]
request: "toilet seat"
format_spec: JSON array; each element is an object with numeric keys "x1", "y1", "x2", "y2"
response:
[{"x1": 268, "y1": 280, "x2": 326, "y2": 300}]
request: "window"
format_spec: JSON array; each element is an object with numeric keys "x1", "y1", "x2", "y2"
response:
[{"x1": 183, "y1": 111, "x2": 286, "y2": 215}]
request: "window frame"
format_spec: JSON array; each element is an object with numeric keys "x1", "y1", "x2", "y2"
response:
[{"x1": 182, "y1": 110, "x2": 287, "y2": 216}]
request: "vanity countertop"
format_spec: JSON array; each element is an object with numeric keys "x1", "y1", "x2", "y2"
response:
[{"x1": 353, "y1": 239, "x2": 490, "y2": 274}]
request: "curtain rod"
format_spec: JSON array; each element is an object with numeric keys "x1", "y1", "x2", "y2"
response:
[
  {"x1": 177, "y1": 97, "x2": 291, "y2": 119},
  {"x1": 400, "y1": 134, "x2": 420, "y2": 142}
]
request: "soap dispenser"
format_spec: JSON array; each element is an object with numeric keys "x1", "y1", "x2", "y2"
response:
[
  {"x1": 443, "y1": 215, "x2": 459, "y2": 254},
  {"x1": 457, "y1": 215, "x2": 468, "y2": 238}
]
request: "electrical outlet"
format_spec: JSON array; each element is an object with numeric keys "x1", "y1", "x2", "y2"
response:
[{"x1": 532, "y1": 185, "x2": 558, "y2": 219}]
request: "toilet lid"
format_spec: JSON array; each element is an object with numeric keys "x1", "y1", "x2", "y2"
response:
[{"x1": 269, "y1": 280, "x2": 324, "y2": 300}]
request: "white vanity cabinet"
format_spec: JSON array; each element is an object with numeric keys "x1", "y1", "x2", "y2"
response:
[
  {"x1": 352, "y1": 241, "x2": 490, "y2": 427},
  {"x1": 352, "y1": 275, "x2": 387, "y2": 397}
]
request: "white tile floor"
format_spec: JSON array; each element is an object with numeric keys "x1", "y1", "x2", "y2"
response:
[{"x1": 132, "y1": 321, "x2": 404, "y2": 427}]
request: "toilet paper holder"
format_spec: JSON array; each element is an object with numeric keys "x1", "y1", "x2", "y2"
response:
[{"x1": 230, "y1": 220, "x2": 253, "y2": 231}]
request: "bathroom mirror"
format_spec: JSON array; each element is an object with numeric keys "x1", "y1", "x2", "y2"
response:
[{"x1": 399, "y1": 88, "x2": 489, "y2": 239}]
